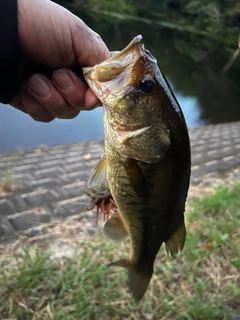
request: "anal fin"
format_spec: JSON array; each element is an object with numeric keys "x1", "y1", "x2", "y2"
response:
[
  {"x1": 103, "y1": 211, "x2": 128, "y2": 242},
  {"x1": 165, "y1": 215, "x2": 186, "y2": 256}
]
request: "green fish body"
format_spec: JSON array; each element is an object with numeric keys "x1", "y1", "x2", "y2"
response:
[{"x1": 82, "y1": 35, "x2": 191, "y2": 301}]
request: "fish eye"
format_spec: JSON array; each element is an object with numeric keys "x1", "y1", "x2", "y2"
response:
[{"x1": 139, "y1": 75, "x2": 155, "y2": 94}]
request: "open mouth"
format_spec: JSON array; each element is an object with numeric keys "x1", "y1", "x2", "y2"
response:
[{"x1": 83, "y1": 35, "x2": 144, "y2": 84}]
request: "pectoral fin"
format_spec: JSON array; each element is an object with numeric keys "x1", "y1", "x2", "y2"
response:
[
  {"x1": 103, "y1": 211, "x2": 128, "y2": 242},
  {"x1": 120, "y1": 126, "x2": 151, "y2": 143},
  {"x1": 165, "y1": 216, "x2": 186, "y2": 256},
  {"x1": 87, "y1": 154, "x2": 107, "y2": 188}
]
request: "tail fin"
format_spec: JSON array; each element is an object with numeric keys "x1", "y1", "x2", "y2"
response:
[
  {"x1": 108, "y1": 259, "x2": 152, "y2": 301},
  {"x1": 128, "y1": 268, "x2": 152, "y2": 301}
]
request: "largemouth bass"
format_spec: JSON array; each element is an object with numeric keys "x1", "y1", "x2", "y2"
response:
[{"x1": 82, "y1": 35, "x2": 191, "y2": 301}]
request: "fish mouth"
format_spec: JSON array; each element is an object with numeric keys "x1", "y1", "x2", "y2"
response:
[
  {"x1": 83, "y1": 34, "x2": 157, "y2": 102},
  {"x1": 83, "y1": 35, "x2": 144, "y2": 83}
]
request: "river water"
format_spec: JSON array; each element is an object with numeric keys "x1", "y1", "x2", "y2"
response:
[{"x1": 1, "y1": 10, "x2": 240, "y2": 153}]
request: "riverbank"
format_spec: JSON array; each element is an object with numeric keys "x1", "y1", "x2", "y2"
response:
[{"x1": 0, "y1": 121, "x2": 240, "y2": 243}]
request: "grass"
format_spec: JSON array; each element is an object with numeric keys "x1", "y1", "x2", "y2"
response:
[
  {"x1": 38, "y1": 145, "x2": 48, "y2": 153},
  {"x1": 0, "y1": 163, "x2": 14, "y2": 192},
  {"x1": 0, "y1": 182, "x2": 240, "y2": 319},
  {"x1": 0, "y1": 153, "x2": 18, "y2": 193}
]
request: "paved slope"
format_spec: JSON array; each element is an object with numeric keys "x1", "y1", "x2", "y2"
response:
[{"x1": 0, "y1": 121, "x2": 240, "y2": 242}]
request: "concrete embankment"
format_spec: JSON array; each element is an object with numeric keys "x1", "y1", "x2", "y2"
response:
[{"x1": 0, "y1": 121, "x2": 240, "y2": 243}]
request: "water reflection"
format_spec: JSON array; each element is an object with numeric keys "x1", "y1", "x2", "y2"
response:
[
  {"x1": 78, "y1": 11, "x2": 240, "y2": 125},
  {"x1": 1, "y1": 7, "x2": 240, "y2": 153},
  {"x1": 176, "y1": 94, "x2": 204, "y2": 128}
]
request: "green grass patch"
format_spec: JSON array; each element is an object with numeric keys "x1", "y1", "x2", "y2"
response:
[
  {"x1": 0, "y1": 163, "x2": 14, "y2": 192},
  {"x1": 0, "y1": 152, "x2": 18, "y2": 192},
  {"x1": 0, "y1": 182, "x2": 240, "y2": 319}
]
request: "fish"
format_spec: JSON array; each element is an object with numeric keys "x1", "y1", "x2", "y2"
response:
[{"x1": 82, "y1": 35, "x2": 191, "y2": 301}]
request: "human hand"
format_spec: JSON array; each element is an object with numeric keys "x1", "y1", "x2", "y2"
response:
[{"x1": 11, "y1": 0, "x2": 110, "y2": 122}]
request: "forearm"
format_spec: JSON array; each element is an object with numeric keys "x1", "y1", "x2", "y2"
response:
[{"x1": 0, "y1": 0, "x2": 19, "y2": 104}]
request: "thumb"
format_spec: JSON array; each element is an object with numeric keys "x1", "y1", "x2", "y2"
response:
[
  {"x1": 18, "y1": 0, "x2": 110, "y2": 68},
  {"x1": 72, "y1": 23, "x2": 111, "y2": 67}
]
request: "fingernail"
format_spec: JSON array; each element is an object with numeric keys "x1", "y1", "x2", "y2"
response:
[
  {"x1": 29, "y1": 77, "x2": 51, "y2": 97},
  {"x1": 53, "y1": 71, "x2": 73, "y2": 90}
]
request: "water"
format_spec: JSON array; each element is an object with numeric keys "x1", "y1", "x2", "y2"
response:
[
  {"x1": 0, "y1": 106, "x2": 104, "y2": 153},
  {"x1": 0, "y1": 85, "x2": 202, "y2": 153},
  {"x1": 1, "y1": 9, "x2": 240, "y2": 153}
]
